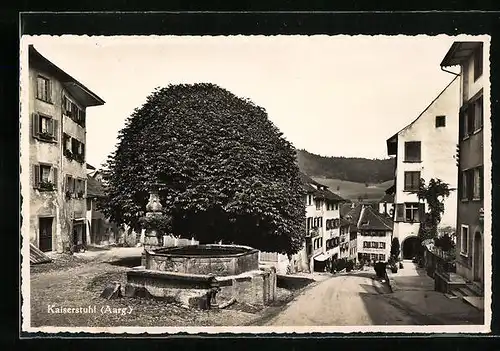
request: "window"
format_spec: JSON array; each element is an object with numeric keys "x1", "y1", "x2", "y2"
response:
[
  {"x1": 473, "y1": 43, "x2": 483, "y2": 81},
  {"x1": 404, "y1": 171, "x2": 421, "y2": 191},
  {"x1": 363, "y1": 241, "x2": 369, "y2": 248},
  {"x1": 316, "y1": 200, "x2": 321, "y2": 210},
  {"x1": 69, "y1": 137, "x2": 86, "y2": 163},
  {"x1": 318, "y1": 217, "x2": 323, "y2": 228},
  {"x1": 371, "y1": 242, "x2": 379, "y2": 248},
  {"x1": 33, "y1": 164, "x2": 57, "y2": 191},
  {"x1": 32, "y1": 113, "x2": 57, "y2": 142},
  {"x1": 461, "y1": 167, "x2": 483, "y2": 201},
  {"x1": 371, "y1": 253, "x2": 378, "y2": 261},
  {"x1": 404, "y1": 141, "x2": 421, "y2": 162},
  {"x1": 473, "y1": 168, "x2": 481, "y2": 200},
  {"x1": 460, "y1": 225, "x2": 469, "y2": 256},
  {"x1": 65, "y1": 175, "x2": 75, "y2": 196},
  {"x1": 435, "y1": 115, "x2": 446, "y2": 128},
  {"x1": 463, "y1": 96, "x2": 484, "y2": 137},
  {"x1": 306, "y1": 217, "x2": 313, "y2": 231},
  {"x1": 307, "y1": 195, "x2": 312, "y2": 206},
  {"x1": 473, "y1": 96, "x2": 483, "y2": 132},
  {"x1": 404, "y1": 203, "x2": 420, "y2": 222},
  {"x1": 36, "y1": 75, "x2": 51, "y2": 103},
  {"x1": 380, "y1": 242, "x2": 386, "y2": 249},
  {"x1": 378, "y1": 254, "x2": 386, "y2": 262},
  {"x1": 76, "y1": 179, "x2": 85, "y2": 198},
  {"x1": 63, "y1": 95, "x2": 86, "y2": 128}
]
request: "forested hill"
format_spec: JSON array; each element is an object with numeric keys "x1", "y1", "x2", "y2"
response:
[{"x1": 296, "y1": 149, "x2": 395, "y2": 184}]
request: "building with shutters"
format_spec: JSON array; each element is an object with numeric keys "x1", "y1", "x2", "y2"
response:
[
  {"x1": 440, "y1": 41, "x2": 489, "y2": 288},
  {"x1": 342, "y1": 203, "x2": 392, "y2": 263},
  {"x1": 386, "y1": 76, "x2": 460, "y2": 260},
  {"x1": 85, "y1": 165, "x2": 119, "y2": 246},
  {"x1": 26, "y1": 45, "x2": 105, "y2": 253},
  {"x1": 300, "y1": 173, "x2": 346, "y2": 272}
]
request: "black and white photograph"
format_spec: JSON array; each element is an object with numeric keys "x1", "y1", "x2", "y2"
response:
[{"x1": 20, "y1": 32, "x2": 491, "y2": 334}]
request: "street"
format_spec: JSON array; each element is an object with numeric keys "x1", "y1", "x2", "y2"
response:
[{"x1": 265, "y1": 266, "x2": 484, "y2": 326}]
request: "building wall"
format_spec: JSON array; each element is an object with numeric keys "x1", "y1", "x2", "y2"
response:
[
  {"x1": 29, "y1": 66, "x2": 65, "y2": 252},
  {"x1": 393, "y1": 78, "x2": 460, "y2": 248},
  {"x1": 379, "y1": 201, "x2": 394, "y2": 217},
  {"x1": 356, "y1": 230, "x2": 392, "y2": 262},
  {"x1": 455, "y1": 44, "x2": 489, "y2": 284},
  {"x1": 29, "y1": 64, "x2": 91, "y2": 252}
]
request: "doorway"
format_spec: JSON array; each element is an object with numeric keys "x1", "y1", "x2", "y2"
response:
[
  {"x1": 39, "y1": 217, "x2": 53, "y2": 252},
  {"x1": 402, "y1": 236, "x2": 420, "y2": 259},
  {"x1": 473, "y1": 231, "x2": 482, "y2": 282}
]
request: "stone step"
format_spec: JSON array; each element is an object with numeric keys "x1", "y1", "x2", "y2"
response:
[
  {"x1": 462, "y1": 296, "x2": 484, "y2": 311},
  {"x1": 450, "y1": 288, "x2": 465, "y2": 299},
  {"x1": 467, "y1": 282, "x2": 484, "y2": 296}
]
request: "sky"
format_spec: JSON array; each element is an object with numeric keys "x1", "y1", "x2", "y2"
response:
[{"x1": 23, "y1": 35, "x2": 465, "y2": 168}]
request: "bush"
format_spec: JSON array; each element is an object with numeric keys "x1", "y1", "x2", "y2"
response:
[
  {"x1": 346, "y1": 260, "x2": 355, "y2": 272},
  {"x1": 374, "y1": 262, "x2": 387, "y2": 278}
]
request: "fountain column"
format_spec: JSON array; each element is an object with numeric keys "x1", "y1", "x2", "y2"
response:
[{"x1": 140, "y1": 183, "x2": 167, "y2": 266}]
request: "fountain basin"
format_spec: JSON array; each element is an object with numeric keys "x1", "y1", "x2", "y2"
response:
[{"x1": 145, "y1": 244, "x2": 260, "y2": 276}]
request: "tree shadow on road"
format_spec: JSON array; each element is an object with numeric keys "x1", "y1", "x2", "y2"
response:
[{"x1": 107, "y1": 256, "x2": 142, "y2": 268}]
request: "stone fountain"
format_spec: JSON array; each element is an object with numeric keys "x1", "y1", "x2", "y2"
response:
[{"x1": 126, "y1": 185, "x2": 277, "y2": 310}]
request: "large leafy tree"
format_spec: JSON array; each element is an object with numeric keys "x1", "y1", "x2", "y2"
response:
[
  {"x1": 411, "y1": 178, "x2": 453, "y2": 243},
  {"x1": 101, "y1": 83, "x2": 305, "y2": 254}
]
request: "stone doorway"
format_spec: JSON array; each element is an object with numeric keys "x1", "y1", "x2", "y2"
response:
[
  {"x1": 38, "y1": 217, "x2": 53, "y2": 252},
  {"x1": 402, "y1": 236, "x2": 420, "y2": 259}
]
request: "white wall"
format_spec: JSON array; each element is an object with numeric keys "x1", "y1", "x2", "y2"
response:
[
  {"x1": 393, "y1": 77, "x2": 460, "y2": 245},
  {"x1": 356, "y1": 231, "x2": 392, "y2": 262}
]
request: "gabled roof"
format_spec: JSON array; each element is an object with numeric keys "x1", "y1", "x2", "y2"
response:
[
  {"x1": 385, "y1": 184, "x2": 395, "y2": 195},
  {"x1": 441, "y1": 41, "x2": 483, "y2": 67},
  {"x1": 87, "y1": 176, "x2": 105, "y2": 198},
  {"x1": 29, "y1": 45, "x2": 105, "y2": 107},
  {"x1": 299, "y1": 172, "x2": 346, "y2": 202},
  {"x1": 358, "y1": 206, "x2": 393, "y2": 231},
  {"x1": 340, "y1": 203, "x2": 354, "y2": 218},
  {"x1": 386, "y1": 76, "x2": 459, "y2": 156},
  {"x1": 379, "y1": 193, "x2": 394, "y2": 204},
  {"x1": 344, "y1": 203, "x2": 363, "y2": 226},
  {"x1": 314, "y1": 188, "x2": 346, "y2": 202}
]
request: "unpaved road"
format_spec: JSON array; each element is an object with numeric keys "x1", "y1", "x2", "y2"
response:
[{"x1": 265, "y1": 271, "x2": 483, "y2": 326}]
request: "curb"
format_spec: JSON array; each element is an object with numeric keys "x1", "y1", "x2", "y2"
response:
[{"x1": 385, "y1": 269, "x2": 397, "y2": 293}]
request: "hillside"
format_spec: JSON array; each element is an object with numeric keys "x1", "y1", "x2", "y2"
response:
[
  {"x1": 296, "y1": 149, "x2": 395, "y2": 184},
  {"x1": 312, "y1": 177, "x2": 393, "y2": 202}
]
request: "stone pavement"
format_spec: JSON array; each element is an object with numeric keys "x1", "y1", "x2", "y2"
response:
[
  {"x1": 385, "y1": 260, "x2": 484, "y2": 325},
  {"x1": 389, "y1": 259, "x2": 435, "y2": 291}
]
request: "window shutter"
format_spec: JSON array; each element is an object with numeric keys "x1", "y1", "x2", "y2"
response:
[
  {"x1": 33, "y1": 164, "x2": 40, "y2": 188},
  {"x1": 468, "y1": 170, "x2": 474, "y2": 200},
  {"x1": 46, "y1": 118, "x2": 53, "y2": 136},
  {"x1": 459, "y1": 104, "x2": 467, "y2": 138},
  {"x1": 52, "y1": 167, "x2": 58, "y2": 188},
  {"x1": 32, "y1": 113, "x2": 40, "y2": 138},
  {"x1": 52, "y1": 119, "x2": 58, "y2": 140},
  {"x1": 418, "y1": 203, "x2": 425, "y2": 222},
  {"x1": 395, "y1": 204, "x2": 404, "y2": 222},
  {"x1": 480, "y1": 166, "x2": 484, "y2": 200},
  {"x1": 47, "y1": 79, "x2": 52, "y2": 102}
]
